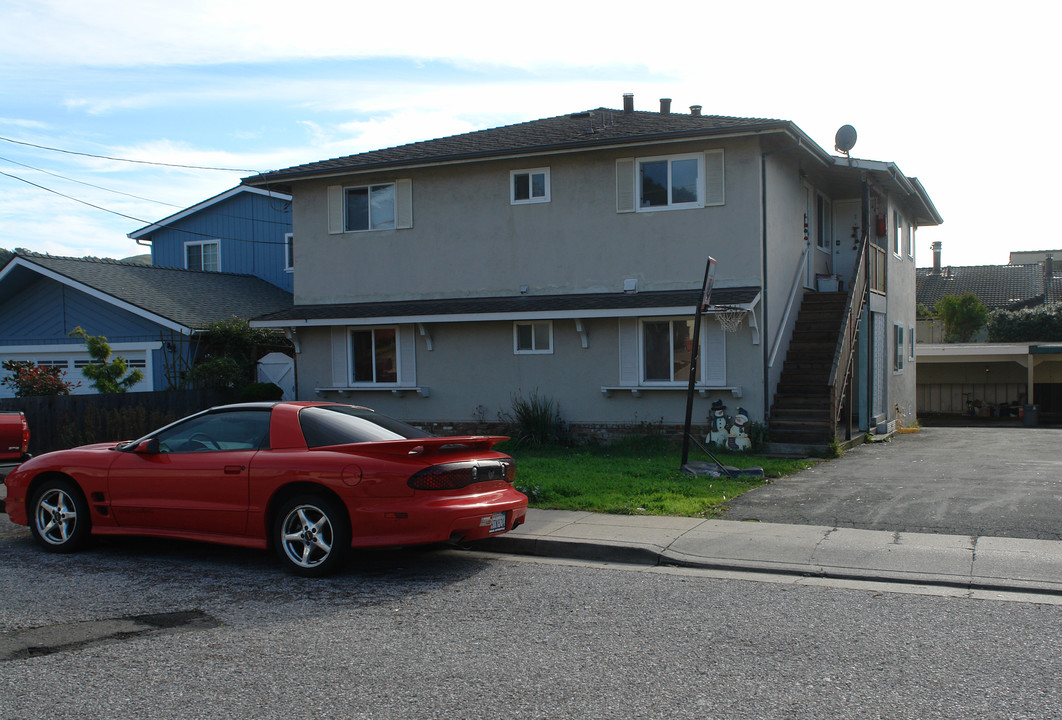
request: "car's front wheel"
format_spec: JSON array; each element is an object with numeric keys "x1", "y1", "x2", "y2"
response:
[
  {"x1": 273, "y1": 494, "x2": 350, "y2": 577},
  {"x1": 29, "y1": 479, "x2": 91, "y2": 553}
]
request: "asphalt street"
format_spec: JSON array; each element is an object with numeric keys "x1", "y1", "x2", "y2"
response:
[{"x1": 723, "y1": 426, "x2": 1062, "y2": 540}]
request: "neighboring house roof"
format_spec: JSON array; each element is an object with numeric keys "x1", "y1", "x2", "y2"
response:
[
  {"x1": 127, "y1": 186, "x2": 292, "y2": 240},
  {"x1": 917, "y1": 263, "x2": 1062, "y2": 311},
  {"x1": 253, "y1": 287, "x2": 760, "y2": 326},
  {"x1": 243, "y1": 107, "x2": 822, "y2": 185},
  {"x1": 0, "y1": 252, "x2": 293, "y2": 334}
]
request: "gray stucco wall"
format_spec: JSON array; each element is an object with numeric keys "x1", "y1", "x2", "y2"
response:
[
  {"x1": 294, "y1": 315, "x2": 765, "y2": 428},
  {"x1": 290, "y1": 137, "x2": 766, "y2": 306}
]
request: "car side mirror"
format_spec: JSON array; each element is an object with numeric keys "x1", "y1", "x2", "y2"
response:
[{"x1": 135, "y1": 437, "x2": 160, "y2": 454}]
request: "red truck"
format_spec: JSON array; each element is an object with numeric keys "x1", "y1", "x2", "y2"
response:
[{"x1": 0, "y1": 410, "x2": 30, "y2": 464}]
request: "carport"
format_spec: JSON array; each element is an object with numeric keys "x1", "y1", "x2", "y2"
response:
[{"x1": 917, "y1": 342, "x2": 1062, "y2": 419}]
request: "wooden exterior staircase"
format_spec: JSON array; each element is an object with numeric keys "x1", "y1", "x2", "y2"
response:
[
  {"x1": 770, "y1": 231, "x2": 876, "y2": 448},
  {"x1": 769, "y1": 291, "x2": 849, "y2": 445}
]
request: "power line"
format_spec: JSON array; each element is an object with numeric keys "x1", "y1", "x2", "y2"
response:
[
  {"x1": 0, "y1": 169, "x2": 290, "y2": 246},
  {"x1": 0, "y1": 154, "x2": 183, "y2": 208},
  {"x1": 0, "y1": 135, "x2": 259, "y2": 173}
]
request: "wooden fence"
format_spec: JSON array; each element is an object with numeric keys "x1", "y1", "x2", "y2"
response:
[{"x1": 0, "y1": 389, "x2": 229, "y2": 456}]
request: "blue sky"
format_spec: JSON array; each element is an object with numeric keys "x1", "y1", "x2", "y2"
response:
[{"x1": 1, "y1": 0, "x2": 1057, "y2": 267}]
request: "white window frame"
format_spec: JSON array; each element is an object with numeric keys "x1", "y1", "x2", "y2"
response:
[
  {"x1": 510, "y1": 168, "x2": 550, "y2": 205},
  {"x1": 893, "y1": 211, "x2": 903, "y2": 258},
  {"x1": 906, "y1": 224, "x2": 915, "y2": 259},
  {"x1": 349, "y1": 326, "x2": 402, "y2": 386},
  {"x1": 894, "y1": 323, "x2": 905, "y2": 372},
  {"x1": 636, "y1": 153, "x2": 705, "y2": 212},
  {"x1": 284, "y1": 233, "x2": 294, "y2": 271},
  {"x1": 185, "y1": 240, "x2": 220, "y2": 272},
  {"x1": 816, "y1": 193, "x2": 832, "y2": 252},
  {"x1": 908, "y1": 325, "x2": 915, "y2": 361},
  {"x1": 639, "y1": 317, "x2": 702, "y2": 385},
  {"x1": 513, "y1": 321, "x2": 553, "y2": 354},
  {"x1": 344, "y1": 183, "x2": 396, "y2": 232}
]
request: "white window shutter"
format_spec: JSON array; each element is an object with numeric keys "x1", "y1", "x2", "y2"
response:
[
  {"x1": 399, "y1": 325, "x2": 416, "y2": 384},
  {"x1": 396, "y1": 178, "x2": 413, "y2": 229},
  {"x1": 327, "y1": 185, "x2": 344, "y2": 234},
  {"x1": 703, "y1": 319, "x2": 726, "y2": 385},
  {"x1": 331, "y1": 326, "x2": 349, "y2": 385},
  {"x1": 705, "y1": 150, "x2": 725, "y2": 206},
  {"x1": 616, "y1": 159, "x2": 635, "y2": 213},
  {"x1": 618, "y1": 317, "x2": 639, "y2": 385}
]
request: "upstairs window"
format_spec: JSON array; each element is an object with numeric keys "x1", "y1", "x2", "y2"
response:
[
  {"x1": 511, "y1": 168, "x2": 550, "y2": 204},
  {"x1": 639, "y1": 154, "x2": 702, "y2": 209},
  {"x1": 514, "y1": 321, "x2": 553, "y2": 354},
  {"x1": 816, "y1": 194, "x2": 832, "y2": 250},
  {"x1": 893, "y1": 211, "x2": 903, "y2": 257},
  {"x1": 284, "y1": 233, "x2": 294, "y2": 271},
  {"x1": 186, "y1": 240, "x2": 220, "y2": 272},
  {"x1": 345, "y1": 184, "x2": 395, "y2": 232}
]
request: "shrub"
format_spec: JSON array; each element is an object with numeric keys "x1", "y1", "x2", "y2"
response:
[
  {"x1": 0, "y1": 360, "x2": 79, "y2": 397},
  {"x1": 69, "y1": 326, "x2": 144, "y2": 392},
  {"x1": 987, "y1": 305, "x2": 1062, "y2": 342},
  {"x1": 500, "y1": 390, "x2": 564, "y2": 447},
  {"x1": 240, "y1": 382, "x2": 284, "y2": 402}
]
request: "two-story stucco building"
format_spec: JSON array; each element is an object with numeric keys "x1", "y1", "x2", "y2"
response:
[{"x1": 245, "y1": 95, "x2": 940, "y2": 447}]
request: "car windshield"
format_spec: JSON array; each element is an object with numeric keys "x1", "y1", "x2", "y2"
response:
[{"x1": 299, "y1": 406, "x2": 432, "y2": 448}]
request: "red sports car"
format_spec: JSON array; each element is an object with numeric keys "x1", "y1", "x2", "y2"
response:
[{"x1": 2, "y1": 401, "x2": 527, "y2": 576}]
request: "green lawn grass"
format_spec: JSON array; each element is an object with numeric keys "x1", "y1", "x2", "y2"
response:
[{"x1": 501, "y1": 439, "x2": 816, "y2": 518}]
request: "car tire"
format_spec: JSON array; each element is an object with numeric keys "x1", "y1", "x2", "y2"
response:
[
  {"x1": 273, "y1": 494, "x2": 351, "y2": 577},
  {"x1": 29, "y1": 478, "x2": 91, "y2": 553}
]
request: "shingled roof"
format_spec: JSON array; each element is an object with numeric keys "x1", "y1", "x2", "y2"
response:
[
  {"x1": 244, "y1": 107, "x2": 808, "y2": 185},
  {"x1": 917, "y1": 263, "x2": 1062, "y2": 311},
  {"x1": 1, "y1": 252, "x2": 293, "y2": 332},
  {"x1": 253, "y1": 287, "x2": 760, "y2": 325}
]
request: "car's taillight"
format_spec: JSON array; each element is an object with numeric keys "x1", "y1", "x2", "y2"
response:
[
  {"x1": 408, "y1": 459, "x2": 515, "y2": 490},
  {"x1": 19, "y1": 413, "x2": 29, "y2": 454}
]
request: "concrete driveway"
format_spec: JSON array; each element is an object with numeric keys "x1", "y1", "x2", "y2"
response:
[{"x1": 723, "y1": 427, "x2": 1062, "y2": 541}]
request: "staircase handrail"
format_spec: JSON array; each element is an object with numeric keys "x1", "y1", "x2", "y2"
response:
[
  {"x1": 768, "y1": 242, "x2": 811, "y2": 369},
  {"x1": 827, "y1": 233, "x2": 870, "y2": 426}
]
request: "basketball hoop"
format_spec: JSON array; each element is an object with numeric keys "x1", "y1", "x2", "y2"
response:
[{"x1": 713, "y1": 306, "x2": 746, "y2": 333}]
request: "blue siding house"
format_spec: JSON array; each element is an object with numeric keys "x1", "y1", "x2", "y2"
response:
[
  {"x1": 0, "y1": 252, "x2": 292, "y2": 396},
  {"x1": 128, "y1": 186, "x2": 293, "y2": 292}
]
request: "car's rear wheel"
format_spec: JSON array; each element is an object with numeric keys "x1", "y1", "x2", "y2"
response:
[
  {"x1": 274, "y1": 494, "x2": 350, "y2": 577},
  {"x1": 29, "y1": 479, "x2": 91, "y2": 553}
]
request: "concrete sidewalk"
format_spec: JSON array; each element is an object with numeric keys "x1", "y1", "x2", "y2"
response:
[{"x1": 478, "y1": 509, "x2": 1062, "y2": 596}]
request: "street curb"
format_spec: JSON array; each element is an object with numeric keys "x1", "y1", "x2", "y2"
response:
[{"x1": 475, "y1": 535, "x2": 1062, "y2": 599}]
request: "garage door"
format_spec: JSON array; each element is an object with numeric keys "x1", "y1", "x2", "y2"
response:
[{"x1": 0, "y1": 346, "x2": 154, "y2": 398}]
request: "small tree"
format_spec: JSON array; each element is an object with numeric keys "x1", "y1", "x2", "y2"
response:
[
  {"x1": 69, "y1": 326, "x2": 144, "y2": 393},
  {"x1": 935, "y1": 293, "x2": 989, "y2": 343},
  {"x1": 0, "y1": 360, "x2": 79, "y2": 397}
]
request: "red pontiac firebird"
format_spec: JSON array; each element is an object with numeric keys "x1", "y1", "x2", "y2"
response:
[{"x1": 2, "y1": 402, "x2": 527, "y2": 576}]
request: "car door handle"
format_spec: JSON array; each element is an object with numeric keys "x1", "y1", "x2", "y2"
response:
[{"x1": 224, "y1": 465, "x2": 246, "y2": 474}]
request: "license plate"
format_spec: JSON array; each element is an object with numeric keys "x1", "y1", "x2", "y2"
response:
[{"x1": 489, "y1": 512, "x2": 507, "y2": 533}]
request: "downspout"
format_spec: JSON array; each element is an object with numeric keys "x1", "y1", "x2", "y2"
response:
[{"x1": 760, "y1": 139, "x2": 804, "y2": 421}]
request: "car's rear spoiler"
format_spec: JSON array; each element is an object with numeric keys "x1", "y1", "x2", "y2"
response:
[{"x1": 318, "y1": 436, "x2": 510, "y2": 457}]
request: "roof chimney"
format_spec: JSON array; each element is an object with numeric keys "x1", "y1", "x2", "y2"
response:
[
  {"x1": 932, "y1": 241, "x2": 942, "y2": 274},
  {"x1": 659, "y1": 98, "x2": 671, "y2": 115},
  {"x1": 1046, "y1": 255, "x2": 1054, "y2": 279},
  {"x1": 622, "y1": 93, "x2": 634, "y2": 114},
  {"x1": 690, "y1": 105, "x2": 702, "y2": 116}
]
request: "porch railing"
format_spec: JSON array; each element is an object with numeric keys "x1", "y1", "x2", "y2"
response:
[{"x1": 827, "y1": 233, "x2": 871, "y2": 440}]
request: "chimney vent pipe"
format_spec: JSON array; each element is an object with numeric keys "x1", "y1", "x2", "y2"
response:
[
  {"x1": 690, "y1": 105, "x2": 702, "y2": 116},
  {"x1": 622, "y1": 93, "x2": 634, "y2": 114},
  {"x1": 660, "y1": 98, "x2": 671, "y2": 114},
  {"x1": 932, "y1": 241, "x2": 942, "y2": 273}
]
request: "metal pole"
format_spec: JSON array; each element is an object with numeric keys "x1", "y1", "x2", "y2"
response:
[{"x1": 681, "y1": 257, "x2": 717, "y2": 469}]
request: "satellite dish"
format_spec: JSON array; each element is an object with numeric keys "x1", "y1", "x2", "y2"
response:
[{"x1": 835, "y1": 125, "x2": 857, "y2": 155}]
